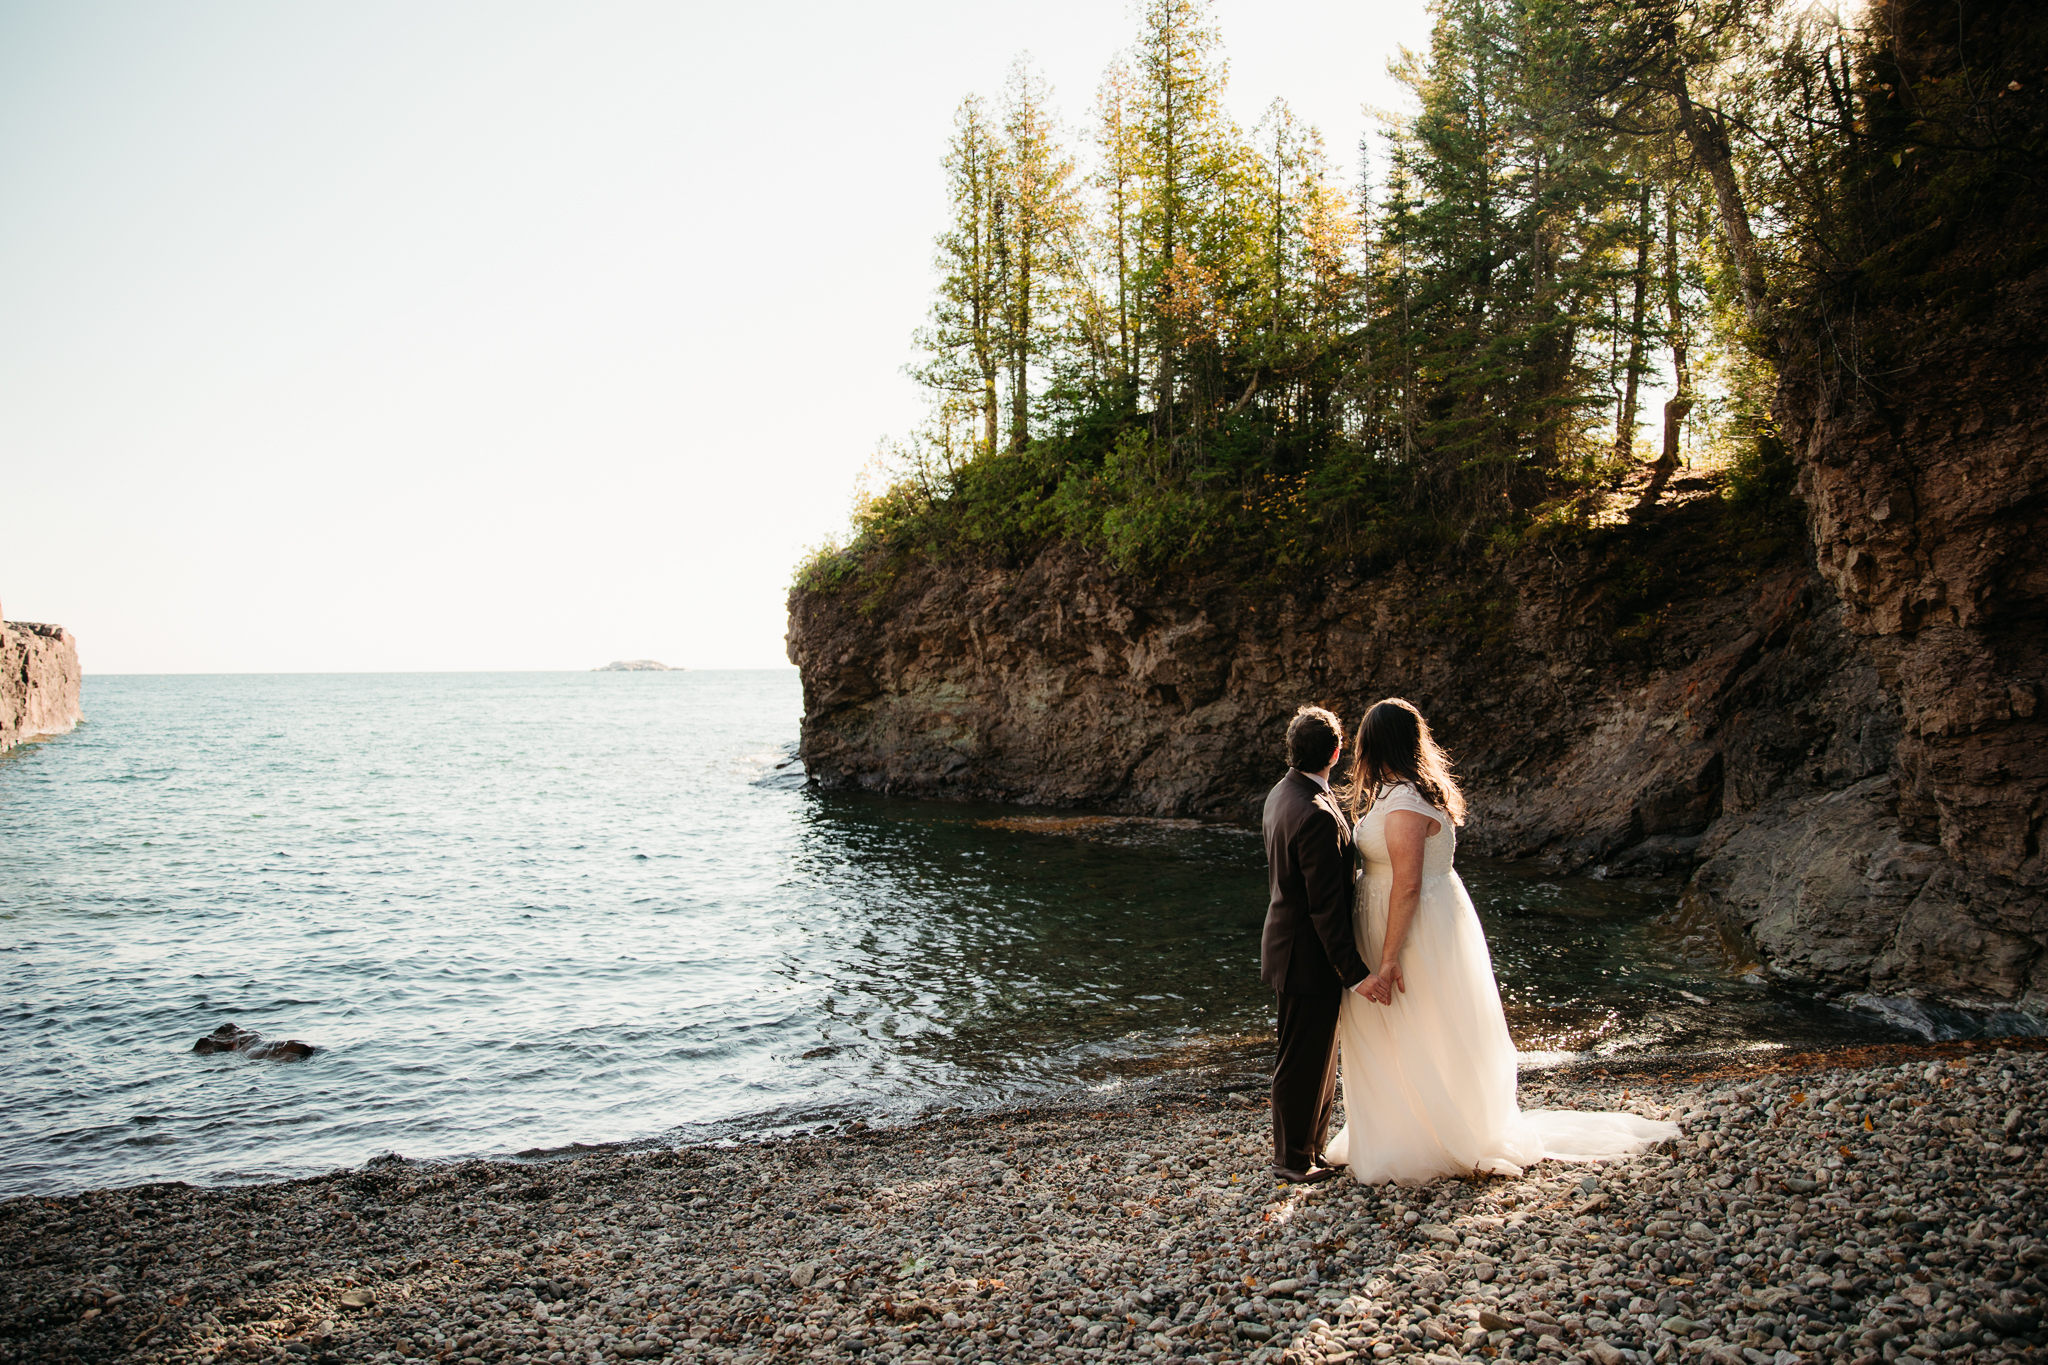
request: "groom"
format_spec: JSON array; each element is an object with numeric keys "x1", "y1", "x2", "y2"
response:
[{"x1": 1261, "y1": 705, "x2": 1372, "y2": 1184}]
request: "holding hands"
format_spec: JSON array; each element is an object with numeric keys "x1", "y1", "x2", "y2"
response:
[{"x1": 1356, "y1": 959, "x2": 1407, "y2": 1006}]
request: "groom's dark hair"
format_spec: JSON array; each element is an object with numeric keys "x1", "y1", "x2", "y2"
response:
[{"x1": 1285, "y1": 705, "x2": 1343, "y2": 772}]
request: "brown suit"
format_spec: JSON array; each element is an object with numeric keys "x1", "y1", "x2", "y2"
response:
[{"x1": 1261, "y1": 769, "x2": 1370, "y2": 1174}]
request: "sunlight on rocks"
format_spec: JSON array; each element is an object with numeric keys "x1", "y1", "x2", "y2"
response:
[{"x1": 5, "y1": 1041, "x2": 2041, "y2": 1365}]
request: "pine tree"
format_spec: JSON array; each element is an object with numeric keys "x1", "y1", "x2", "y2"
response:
[
  {"x1": 998, "y1": 62, "x2": 1083, "y2": 455},
  {"x1": 1090, "y1": 61, "x2": 1143, "y2": 399},
  {"x1": 913, "y1": 96, "x2": 1009, "y2": 461},
  {"x1": 832, "y1": 0, "x2": 1845, "y2": 581},
  {"x1": 1128, "y1": 0, "x2": 1238, "y2": 452},
  {"x1": 1612, "y1": 178, "x2": 1653, "y2": 462}
]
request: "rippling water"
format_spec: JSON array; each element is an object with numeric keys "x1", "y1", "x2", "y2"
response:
[{"x1": 1, "y1": 671, "x2": 1912, "y2": 1196}]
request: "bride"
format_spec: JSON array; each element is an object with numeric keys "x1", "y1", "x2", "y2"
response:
[{"x1": 1323, "y1": 698, "x2": 1677, "y2": 1185}]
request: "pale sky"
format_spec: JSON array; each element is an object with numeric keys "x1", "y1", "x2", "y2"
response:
[{"x1": 0, "y1": 0, "x2": 1432, "y2": 672}]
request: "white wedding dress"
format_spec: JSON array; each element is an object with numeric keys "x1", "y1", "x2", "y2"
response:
[{"x1": 1323, "y1": 783, "x2": 1678, "y2": 1185}]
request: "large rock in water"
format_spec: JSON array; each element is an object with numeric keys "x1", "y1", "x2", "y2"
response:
[
  {"x1": 1, "y1": 615, "x2": 82, "y2": 754},
  {"x1": 192, "y1": 1024, "x2": 316, "y2": 1061},
  {"x1": 594, "y1": 659, "x2": 674, "y2": 672}
]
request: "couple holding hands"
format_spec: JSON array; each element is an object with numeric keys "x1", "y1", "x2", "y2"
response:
[{"x1": 1261, "y1": 699, "x2": 1674, "y2": 1186}]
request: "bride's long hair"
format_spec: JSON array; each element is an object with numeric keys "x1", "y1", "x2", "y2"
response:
[{"x1": 1340, "y1": 697, "x2": 1467, "y2": 825}]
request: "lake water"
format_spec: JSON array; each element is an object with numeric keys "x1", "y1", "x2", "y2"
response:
[{"x1": 1, "y1": 671, "x2": 1916, "y2": 1197}]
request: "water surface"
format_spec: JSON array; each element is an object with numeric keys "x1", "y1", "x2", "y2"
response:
[{"x1": 0, "y1": 671, "x2": 1911, "y2": 1196}]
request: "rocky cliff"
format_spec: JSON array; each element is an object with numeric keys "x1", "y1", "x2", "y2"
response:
[
  {"x1": 790, "y1": 365, "x2": 2045, "y2": 1015},
  {"x1": 788, "y1": 468, "x2": 2037, "y2": 1018},
  {"x1": 787, "y1": 7, "x2": 2046, "y2": 1020},
  {"x1": 1689, "y1": 315, "x2": 2047, "y2": 1015},
  {"x1": 1, "y1": 617, "x2": 83, "y2": 754},
  {"x1": 1688, "y1": 0, "x2": 2047, "y2": 1022}
]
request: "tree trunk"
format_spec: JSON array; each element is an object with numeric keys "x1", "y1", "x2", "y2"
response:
[
  {"x1": 1635, "y1": 193, "x2": 1692, "y2": 516},
  {"x1": 1613, "y1": 182, "x2": 1652, "y2": 463},
  {"x1": 1115, "y1": 170, "x2": 1131, "y2": 382},
  {"x1": 1671, "y1": 66, "x2": 1769, "y2": 337},
  {"x1": 1272, "y1": 122, "x2": 1285, "y2": 338},
  {"x1": 973, "y1": 178, "x2": 1004, "y2": 459},
  {"x1": 1011, "y1": 239, "x2": 1032, "y2": 455},
  {"x1": 1155, "y1": 72, "x2": 1177, "y2": 449}
]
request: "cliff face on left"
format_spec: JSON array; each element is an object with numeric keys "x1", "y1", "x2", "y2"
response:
[{"x1": 1, "y1": 619, "x2": 83, "y2": 753}]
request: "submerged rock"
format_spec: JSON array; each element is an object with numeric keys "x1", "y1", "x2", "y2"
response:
[{"x1": 192, "y1": 1023, "x2": 316, "y2": 1061}]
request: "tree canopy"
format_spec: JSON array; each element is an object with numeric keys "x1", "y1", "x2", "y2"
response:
[{"x1": 799, "y1": 0, "x2": 2037, "y2": 587}]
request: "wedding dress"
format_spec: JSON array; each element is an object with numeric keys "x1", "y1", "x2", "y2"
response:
[{"x1": 1323, "y1": 782, "x2": 1678, "y2": 1185}]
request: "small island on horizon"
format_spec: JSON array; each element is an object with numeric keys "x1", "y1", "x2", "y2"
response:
[{"x1": 593, "y1": 659, "x2": 676, "y2": 672}]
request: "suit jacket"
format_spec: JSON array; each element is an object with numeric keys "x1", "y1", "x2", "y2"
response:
[{"x1": 1261, "y1": 769, "x2": 1370, "y2": 994}]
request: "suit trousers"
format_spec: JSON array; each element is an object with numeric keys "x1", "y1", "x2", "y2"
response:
[{"x1": 1271, "y1": 985, "x2": 1343, "y2": 1174}]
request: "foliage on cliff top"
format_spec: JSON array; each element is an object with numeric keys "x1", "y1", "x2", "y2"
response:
[
  {"x1": 793, "y1": 0, "x2": 1998, "y2": 598},
  {"x1": 1811, "y1": 0, "x2": 2048, "y2": 365}
]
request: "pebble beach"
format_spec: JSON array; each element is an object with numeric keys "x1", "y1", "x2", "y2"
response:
[{"x1": 3, "y1": 1040, "x2": 2042, "y2": 1365}]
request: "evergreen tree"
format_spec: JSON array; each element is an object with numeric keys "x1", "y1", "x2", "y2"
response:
[
  {"x1": 998, "y1": 62, "x2": 1083, "y2": 456},
  {"x1": 816, "y1": 0, "x2": 1865, "y2": 587},
  {"x1": 913, "y1": 96, "x2": 1008, "y2": 460},
  {"x1": 1128, "y1": 0, "x2": 1239, "y2": 453}
]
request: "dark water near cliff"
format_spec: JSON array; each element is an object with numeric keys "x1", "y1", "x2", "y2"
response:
[{"x1": 1, "y1": 671, "x2": 1915, "y2": 1196}]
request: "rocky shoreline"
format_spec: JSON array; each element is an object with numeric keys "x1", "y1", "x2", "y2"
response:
[{"x1": 3, "y1": 1040, "x2": 2043, "y2": 1365}]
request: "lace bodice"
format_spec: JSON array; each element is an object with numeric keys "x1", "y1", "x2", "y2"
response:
[{"x1": 1353, "y1": 782, "x2": 1457, "y2": 880}]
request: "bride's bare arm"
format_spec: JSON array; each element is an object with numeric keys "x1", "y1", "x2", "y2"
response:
[{"x1": 1364, "y1": 807, "x2": 1440, "y2": 1004}]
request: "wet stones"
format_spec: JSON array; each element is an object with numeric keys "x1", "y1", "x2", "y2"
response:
[{"x1": 3, "y1": 1040, "x2": 2045, "y2": 1365}]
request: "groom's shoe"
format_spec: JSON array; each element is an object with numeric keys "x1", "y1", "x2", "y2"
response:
[{"x1": 1273, "y1": 1163, "x2": 1344, "y2": 1185}]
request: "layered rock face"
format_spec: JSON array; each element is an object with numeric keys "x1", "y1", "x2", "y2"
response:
[
  {"x1": 1694, "y1": 277, "x2": 2048, "y2": 1017},
  {"x1": 788, "y1": 495, "x2": 2034, "y2": 1013},
  {"x1": 788, "y1": 505, "x2": 1808, "y2": 828},
  {"x1": 1, "y1": 617, "x2": 83, "y2": 754},
  {"x1": 1695, "y1": 0, "x2": 2047, "y2": 1019}
]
